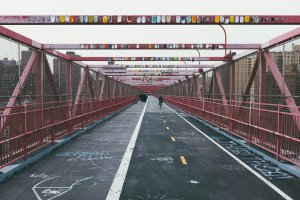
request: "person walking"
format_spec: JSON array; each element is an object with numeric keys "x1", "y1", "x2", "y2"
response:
[{"x1": 158, "y1": 96, "x2": 163, "y2": 109}]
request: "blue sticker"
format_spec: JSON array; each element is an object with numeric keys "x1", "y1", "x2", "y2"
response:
[
  {"x1": 152, "y1": 16, "x2": 157, "y2": 23},
  {"x1": 181, "y1": 16, "x2": 186, "y2": 23},
  {"x1": 186, "y1": 16, "x2": 191, "y2": 23},
  {"x1": 84, "y1": 16, "x2": 89, "y2": 23}
]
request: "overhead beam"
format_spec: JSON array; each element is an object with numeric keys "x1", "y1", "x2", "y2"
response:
[
  {"x1": 0, "y1": 15, "x2": 299, "y2": 25},
  {"x1": 71, "y1": 57, "x2": 225, "y2": 62},
  {"x1": 43, "y1": 43, "x2": 261, "y2": 50},
  {"x1": 89, "y1": 65, "x2": 214, "y2": 69},
  {"x1": 106, "y1": 74, "x2": 195, "y2": 76}
]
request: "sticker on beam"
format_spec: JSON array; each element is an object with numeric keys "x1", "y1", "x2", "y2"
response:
[{"x1": 0, "y1": 15, "x2": 297, "y2": 25}]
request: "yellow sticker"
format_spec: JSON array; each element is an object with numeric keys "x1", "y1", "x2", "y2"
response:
[
  {"x1": 103, "y1": 16, "x2": 108, "y2": 23},
  {"x1": 245, "y1": 16, "x2": 250, "y2": 23},
  {"x1": 70, "y1": 16, "x2": 75, "y2": 23},
  {"x1": 89, "y1": 16, "x2": 93, "y2": 23},
  {"x1": 192, "y1": 16, "x2": 197, "y2": 23},
  {"x1": 60, "y1": 16, "x2": 65, "y2": 23},
  {"x1": 230, "y1": 16, "x2": 234, "y2": 23},
  {"x1": 215, "y1": 16, "x2": 220, "y2": 23}
]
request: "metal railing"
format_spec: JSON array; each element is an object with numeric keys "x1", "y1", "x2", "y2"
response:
[
  {"x1": 0, "y1": 96, "x2": 138, "y2": 168},
  {"x1": 162, "y1": 95, "x2": 300, "y2": 166}
]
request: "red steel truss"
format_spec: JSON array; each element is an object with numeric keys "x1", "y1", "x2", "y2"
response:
[
  {"x1": 0, "y1": 18, "x2": 300, "y2": 169},
  {"x1": 42, "y1": 43, "x2": 261, "y2": 50},
  {"x1": 155, "y1": 27, "x2": 300, "y2": 165},
  {"x1": 0, "y1": 15, "x2": 299, "y2": 25}
]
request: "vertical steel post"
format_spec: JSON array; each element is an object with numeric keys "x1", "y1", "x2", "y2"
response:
[
  {"x1": 276, "y1": 104, "x2": 282, "y2": 160},
  {"x1": 95, "y1": 72, "x2": 99, "y2": 100},
  {"x1": 35, "y1": 52, "x2": 44, "y2": 131},
  {"x1": 66, "y1": 62, "x2": 72, "y2": 117}
]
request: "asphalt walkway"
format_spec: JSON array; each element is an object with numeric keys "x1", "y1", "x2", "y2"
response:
[{"x1": 0, "y1": 96, "x2": 299, "y2": 200}]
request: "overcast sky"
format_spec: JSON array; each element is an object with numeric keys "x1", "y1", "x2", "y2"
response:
[{"x1": 0, "y1": 0, "x2": 299, "y2": 66}]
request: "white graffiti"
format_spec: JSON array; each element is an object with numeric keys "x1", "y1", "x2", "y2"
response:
[
  {"x1": 217, "y1": 164, "x2": 246, "y2": 172},
  {"x1": 136, "y1": 193, "x2": 166, "y2": 199},
  {"x1": 189, "y1": 180, "x2": 201, "y2": 184},
  {"x1": 218, "y1": 140, "x2": 252, "y2": 156},
  {"x1": 244, "y1": 157, "x2": 293, "y2": 179},
  {"x1": 30, "y1": 174, "x2": 51, "y2": 179},
  {"x1": 150, "y1": 156, "x2": 174, "y2": 164},
  {"x1": 32, "y1": 176, "x2": 94, "y2": 200},
  {"x1": 56, "y1": 151, "x2": 113, "y2": 161},
  {"x1": 214, "y1": 138, "x2": 293, "y2": 179}
]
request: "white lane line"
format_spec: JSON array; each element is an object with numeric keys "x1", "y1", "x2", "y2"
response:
[
  {"x1": 165, "y1": 104, "x2": 293, "y2": 200},
  {"x1": 106, "y1": 100, "x2": 148, "y2": 200}
]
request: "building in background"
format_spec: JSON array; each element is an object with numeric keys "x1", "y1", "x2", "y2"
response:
[
  {"x1": 0, "y1": 58, "x2": 18, "y2": 102},
  {"x1": 266, "y1": 44, "x2": 300, "y2": 105},
  {"x1": 53, "y1": 51, "x2": 81, "y2": 100}
]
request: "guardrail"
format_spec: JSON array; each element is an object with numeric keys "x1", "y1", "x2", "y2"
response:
[
  {"x1": 0, "y1": 96, "x2": 138, "y2": 168},
  {"x1": 162, "y1": 95, "x2": 300, "y2": 166}
]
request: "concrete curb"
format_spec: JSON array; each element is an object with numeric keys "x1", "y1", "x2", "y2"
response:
[
  {"x1": 166, "y1": 103, "x2": 300, "y2": 179},
  {"x1": 0, "y1": 102, "x2": 135, "y2": 183}
]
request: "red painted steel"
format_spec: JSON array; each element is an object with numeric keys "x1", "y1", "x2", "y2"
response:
[
  {"x1": 106, "y1": 74, "x2": 196, "y2": 76},
  {"x1": 89, "y1": 65, "x2": 215, "y2": 69},
  {"x1": 42, "y1": 43, "x2": 261, "y2": 50},
  {"x1": 0, "y1": 51, "x2": 39, "y2": 133},
  {"x1": 263, "y1": 51, "x2": 300, "y2": 129},
  {"x1": 137, "y1": 86, "x2": 164, "y2": 92},
  {"x1": 0, "y1": 96, "x2": 137, "y2": 168},
  {"x1": 71, "y1": 57, "x2": 225, "y2": 62},
  {"x1": 0, "y1": 15, "x2": 300, "y2": 25},
  {"x1": 72, "y1": 68, "x2": 88, "y2": 116},
  {"x1": 161, "y1": 95, "x2": 300, "y2": 166},
  {"x1": 215, "y1": 70, "x2": 229, "y2": 116},
  {"x1": 261, "y1": 27, "x2": 300, "y2": 49}
]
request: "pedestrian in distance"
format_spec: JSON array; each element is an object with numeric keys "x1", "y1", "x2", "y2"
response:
[{"x1": 158, "y1": 96, "x2": 163, "y2": 108}]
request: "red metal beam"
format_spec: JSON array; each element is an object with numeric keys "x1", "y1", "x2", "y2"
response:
[
  {"x1": 0, "y1": 51, "x2": 39, "y2": 131},
  {"x1": 230, "y1": 62, "x2": 235, "y2": 102},
  {"x1": 1, "y1": 15, "x2": 300, "y2": 25},
  {"x1": 262, "y1": 27, "x2": 300, "y2": 49},
  {"x1": 106, "y1": 74, "x2": 195, "y2": 76},
  {"x1": 66, "y1": 62, "x2": 72, "y2": 117},
  {"x1": 232, "y1": 27, "x2": 300, "y2": 62},
  {"x1": 35, "y1": 53, "x2": 44, "y2": 129},
  {"x1": 100, "y1": 75, "x2": 106, "y2": 100},
  {"x1": 44, "y1": 56, "x2": 60, "y2": 98},
  {"x1": 72, "y1": 68, "x2": 88, "y2": 116},
  {"x1": 71, "y1": 57, "x2": 225, "y2": 62},
  {"x1": 95, "y1": 73, "x2": 99, "y2": 100},
  {"x1": 241, "y1": 53, "x2": 259, "y2": 103},
  {"x1": 215, "y1": 70, "x2": 229, "y2": 115},
  {"x1": 263, "y1": 51, "x2": 300, "y2": 128},
  {"x1": 89, "y1": 65, "x2": 214, "y2": 69},
  {"x1": 193, "y1": 76, "x2": 198, "y2": 97},
  {"x1": 43, "y1": 43, "x2": 261, "y2": 50},
  {"x1": 0, "y1": 26, "x2": 89, "y2": 68},
  {"x1": 201, "y1": 72, "x2": 206, "y2": 97},
  {"x1": 87, "y1": 69, "x2": 94, "y2": 99}
]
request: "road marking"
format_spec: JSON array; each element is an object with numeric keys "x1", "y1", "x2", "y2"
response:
[
  {"x1": 165, "y1": 104, "x2": 293, "y2": 200},
  {"x1": 164, "y1": 120, "x2": 166, "y2": 123},
  {"x1": 166, "y1": 127, "x2": 170, "y2": 130},
  {"x1": 106, "y1": 101, "x2": 148, "y2": 200},
  {"x1": 180, "y1": 156, "x2": 188, "y2": 165},
  {"x1": 161, "y1": 116, "x2": 164, "y2": 118},
  {"x1": 171, "y1": 137, "x2": 176, "y2": 142},
  {"x1": 32, "y1": 176, "x2": 94, "y2": 200}
]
